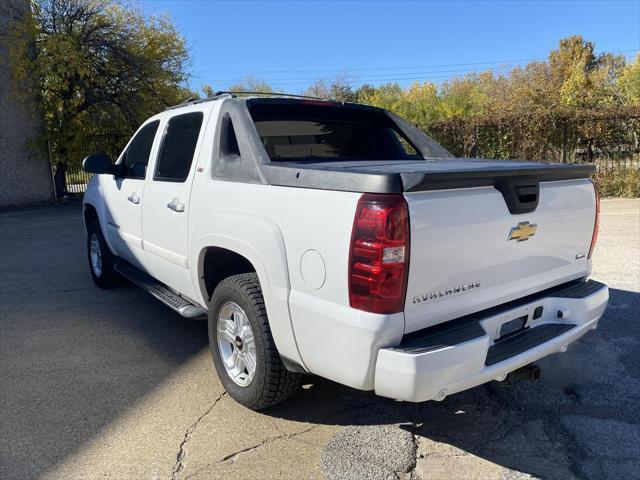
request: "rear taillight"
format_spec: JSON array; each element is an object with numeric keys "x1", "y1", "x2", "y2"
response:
[
  {"x1": 349, "y1": 193, "x2": 410, "y2": 314},
  {"x1": 588, "y1": 181, "x2": 600, "y2": 259}
]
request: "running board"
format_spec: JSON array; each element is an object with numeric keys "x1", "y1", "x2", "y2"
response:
[{"x1": 114, "y1": 260, "x2": 207, "y2": 319}]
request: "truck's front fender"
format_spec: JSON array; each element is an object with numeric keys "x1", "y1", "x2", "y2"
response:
[
  {"x1": 189, "y1": 212, "x2": 306, "y2": 369},
  {"x1": 82, "y1": 179, "x2": 118, "y2": 256}
]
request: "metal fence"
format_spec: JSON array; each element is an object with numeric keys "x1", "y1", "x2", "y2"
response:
[
  {"x1": 424, "y1": 115, "x2": 640, "y2": 170},
  {"x1": 51, "y1": 115, "x2": 639, "y2": 195},
  {"x1": 51, "y1": 132, "x2": 129, "y2": 195},
  {"x1": 591, "y1": 155, "x2": 640, "y2": 172}
]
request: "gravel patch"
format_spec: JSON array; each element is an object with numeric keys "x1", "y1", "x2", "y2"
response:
[{"x1": 322, "y1": 424, "x2": 417, "y2": 480}]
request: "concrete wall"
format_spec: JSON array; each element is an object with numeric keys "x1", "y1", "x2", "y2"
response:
[{"x1": 0, "y1": 7, "x2": 54, "y2": 207}]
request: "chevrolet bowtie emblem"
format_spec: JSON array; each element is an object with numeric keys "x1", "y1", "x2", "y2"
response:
[{"x1": 508, "y1": 221, "x2": 538, "y2": 242}]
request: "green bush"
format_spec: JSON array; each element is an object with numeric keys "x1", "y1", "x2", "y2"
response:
[{"x1": 593, "y1": 167, "x2": 640, "y2": 197}]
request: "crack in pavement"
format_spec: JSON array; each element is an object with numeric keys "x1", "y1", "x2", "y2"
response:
[
  {"x1": 170, "y1": 391, "x2": 227, "y2": 480},
  {"x1": 180, "y1": 401, "x2": 381, "y2": 480},
  {"x1": 405, "y1": 421, "x2": 420, "y2": 480},
  {"x1": 183, "y1": 423, "x2": 323, "y2": 480},
  {"x1": 178, "y1": 396, "x2": 390, "y2": 480},
  {"x1": 220, "y1": 424, "x2": 321, "y2": 463}
]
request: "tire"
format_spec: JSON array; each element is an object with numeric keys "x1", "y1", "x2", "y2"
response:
[
  {"x1": 86, "y1": 220, "x2": 120, "y2": 289},
  {"x1": 208, "y1": 273, "x2": 302, "y2": 410}
]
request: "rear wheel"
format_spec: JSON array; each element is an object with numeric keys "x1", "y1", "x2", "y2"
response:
[
  {"x1": 86, "y1": 221, "x2": 120, "y2": 288},
  {"x1": 208, "y1": 273, "x2": 302, "y2": 410}
]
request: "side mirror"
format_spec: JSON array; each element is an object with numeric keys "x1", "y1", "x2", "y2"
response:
[{"x1": 82, "y1": 153, "x2": 114, "y2": 174}]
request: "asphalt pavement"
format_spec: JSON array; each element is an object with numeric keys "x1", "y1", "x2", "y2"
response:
[{"x1": 0, "y1": 199, "x2": 638, "y2": 480}]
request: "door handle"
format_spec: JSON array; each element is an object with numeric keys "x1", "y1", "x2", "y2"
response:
[
  {"x1": 127, "y1": 193, "x2": 140, "y2": 204},
  {"x1": 167, "y1": 200, "x2": 185, "y2": 212}
]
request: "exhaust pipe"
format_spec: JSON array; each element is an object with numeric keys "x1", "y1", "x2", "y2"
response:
[{"x1": 510, "y1": 363, "x2": 541, "y2": 382}]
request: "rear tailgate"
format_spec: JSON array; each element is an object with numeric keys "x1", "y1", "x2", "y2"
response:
[
  {"x1": 404, "y1": 178, "x2": 597, "y2": 333},
  {"x1": 263, "y1": 156, "x2": 596, "y2": 333}
]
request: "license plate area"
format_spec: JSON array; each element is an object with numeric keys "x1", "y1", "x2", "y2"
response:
[{"x1": 496, "y1": 315, "x2": 528, "y2": 342}]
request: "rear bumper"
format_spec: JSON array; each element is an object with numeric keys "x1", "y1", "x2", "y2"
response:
[{"x1": 374, "y1": 280, "x2": 608, "y2": 402}]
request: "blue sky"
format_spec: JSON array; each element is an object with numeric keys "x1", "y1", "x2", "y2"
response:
[{"x1": 140, "y1": 0, "x2": 640, "y2": 93}]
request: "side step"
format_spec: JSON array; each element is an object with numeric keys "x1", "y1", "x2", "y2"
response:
[
  {"x1": 114, "y1": 260, "x2": 207, "y2": 319},
  {"x1": 485, "y1": 323, "x2": 575, "y2": 366}
]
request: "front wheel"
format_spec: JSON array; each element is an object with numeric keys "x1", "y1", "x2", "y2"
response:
[
  {"x1": 86, "y1": 220, "x2": 120, "y2": 288},
  {"x1": 208, "y1": 273, "x2": 302, "y2": 410}
]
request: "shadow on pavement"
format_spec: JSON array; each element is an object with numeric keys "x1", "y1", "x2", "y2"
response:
[
  {"x1": 0, "y1": 205, "x2": 210, "y2": 479},
  {"x1": 264, "y1": 287, "x2": 640, "y2": 479},
  {"x1": 1, "y1": 204, "x2": 638, "y2": 480}
]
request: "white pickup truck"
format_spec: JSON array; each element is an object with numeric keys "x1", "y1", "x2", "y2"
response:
[{"x1": 83, "y1": 93, "x2": 608, "y2": 410}]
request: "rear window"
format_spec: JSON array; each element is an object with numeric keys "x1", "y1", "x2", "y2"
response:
[
  {"x1": 248, "y1": 103, "x2": 421, "y2": 162},
  {"x1": 155, "y1": 112, "x2": 203, "y2": 182}
]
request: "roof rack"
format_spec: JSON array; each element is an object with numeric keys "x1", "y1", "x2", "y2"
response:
[
  {"x1": 165, "y1": 91, "x2": 332, "y2": 111},
  {"x1": 165, "y1": 92, "x2": 232, "y2": 110},
  {"x1": 214, "y1": 91, "x2": 325, "y2": 100}
]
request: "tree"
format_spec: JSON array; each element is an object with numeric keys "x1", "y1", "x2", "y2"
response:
[
  {"x1": 304, "y1": 74, "x2": 356, "y2": 102},
  {"x1": 227, "y1": 76, "x2": 278, "y2": 93},
  {"x1": 347, "y1": 37, "x2": 638, "y2": 163},
  {"x1": 548, "y1": 36, "x2": 596, "y2": 108},
  {"x1": 201, "y1": 85, "x2": 216, "y2": 98},
  {"x1": 355, "y1": 82, "x2": 404, "y2": 111},
  {"x1": 391, "y1": 81, "x2": 439, "y2": 128},
  {"x1": 618, "y1": 53, "x2": 640, "y2": 107},
  {"x1": 438, "y1": 74, "x2": 490, "y2": 119},
  {"x1": 3, "y1": 0, "x2": 192, "y2": 157},
  {"x1": 592, "y1": 52, "x2": 627, "y2": 107}
]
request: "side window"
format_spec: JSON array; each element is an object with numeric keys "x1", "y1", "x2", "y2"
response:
[
  {"x1": 155, "y1": 112, "x2": 204, "y2": 182},
  {"x1": 121, "y1": 121, "x2": 160, "y2": 179},
  {"x1": 389, "y1": 129, "x2": 420, "y2": 157},
  {"x1": 221, "y1": 115, "x2": 240, "y2": 158}
]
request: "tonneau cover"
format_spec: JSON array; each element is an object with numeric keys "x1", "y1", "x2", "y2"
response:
[{"x1": 262, "y1": 158, "x2": 595, "y2": 193}]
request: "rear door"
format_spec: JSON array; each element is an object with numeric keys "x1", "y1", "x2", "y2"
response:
[
  {"x1": 141, "y1": 110, "x2": 207, "y2": 298},
  {"x1": 102, "y1": 120, "x2": 160, "y2": 269},
  {"x1": 403, "y1": 179, "x2": 597, "y2": 333}
]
